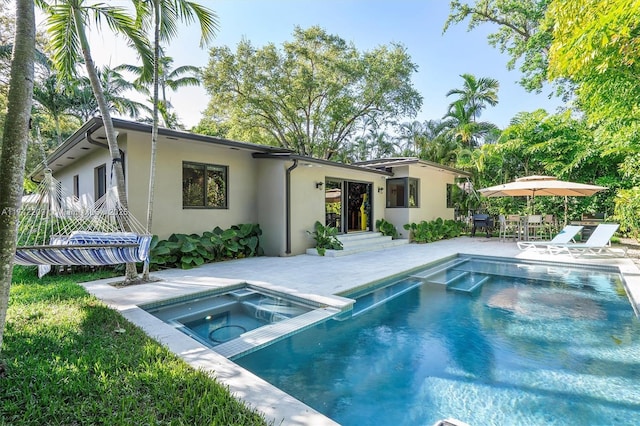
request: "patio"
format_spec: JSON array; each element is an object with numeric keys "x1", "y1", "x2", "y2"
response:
[{"x1": 81, "y1": 237, "x2": 640, "y2": 426}]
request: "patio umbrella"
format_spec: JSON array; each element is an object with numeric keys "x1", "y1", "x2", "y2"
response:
[{"x1": 478, "y1": 175, "x2": 607, "y2": 222}]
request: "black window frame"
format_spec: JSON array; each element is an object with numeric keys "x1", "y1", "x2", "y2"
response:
[
  {"x1": 182, "y1": 161, "x2": 228, "y2": 209},
  {"x1": 386, "y1": 177, "x2": 419, "y2": 208},
  {"x1": 94, "y1": 164, "x2": 106, "y2": 200},
  {"x1": 73, "y1": 174, "x2": 80, "y2": 198}
]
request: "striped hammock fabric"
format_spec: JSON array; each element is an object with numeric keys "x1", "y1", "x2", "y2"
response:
[
  {"x1": 16, "y1": 170, "x2": 152, "y2": 277},
  {"x1": 15, "y1": 232, "x2": 153, "y2": 278}
]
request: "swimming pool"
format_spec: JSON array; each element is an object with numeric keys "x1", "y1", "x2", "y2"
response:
[{"x1": 234, "y1": 255, "x2": 640, "y2": 425}]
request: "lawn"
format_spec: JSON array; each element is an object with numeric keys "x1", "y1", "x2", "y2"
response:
[{"x1": 0, "y1": 266, "x2": 269, "y2": 426}]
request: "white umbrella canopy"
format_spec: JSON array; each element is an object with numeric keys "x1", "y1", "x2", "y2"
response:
[
  {"x1": 478, "y1": 175, "x2": 608, "y2": 222},
  {"x1": 478, "y1": 175, "x2": 607, "y2": 198}
]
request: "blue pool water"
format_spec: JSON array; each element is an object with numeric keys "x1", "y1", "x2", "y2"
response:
[
  {"x1": 143, "y1": 287, "x2": 315, "y2": 347},
  {"x1": 235, "y1": 256, "x2": 640, "y2": 425}
]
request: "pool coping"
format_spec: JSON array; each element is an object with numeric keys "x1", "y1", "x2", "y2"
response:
[{"x1": 80, "y1": 237, "x2": 640, "y2": 426}]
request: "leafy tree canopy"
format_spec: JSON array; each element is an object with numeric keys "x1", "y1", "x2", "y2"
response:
[
  {"x1": 547, "y1": 0, "x2": 640, "y2": 188},
  {"x1": 444, "y1": 0, "x2": 555, "y2": 94},
  {"x1": 199, "y1": 25, "x2": 422, "y2": 159}
]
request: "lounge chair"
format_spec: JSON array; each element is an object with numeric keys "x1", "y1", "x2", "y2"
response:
[
  {"x1": 517, "y1": 225, "x2": 583, "y2": 251},
  {"x1": 546, "y1": 223, "x2": 628, "y2": 257}
]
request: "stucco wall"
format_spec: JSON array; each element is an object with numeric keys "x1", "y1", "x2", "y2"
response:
[
  {"x1": 256, "y1": 158, "x2": 388, "y2": 256},
  {"x1": 255, "y1": 160, "x2": 286, "y2": 256},
  {"x1": 144, "y1": 136, "x2": 260, "y2": 239},
  {"x1": 383, "y1": 163, "x2": 457, "y2": 239},
  {"x1": 53, "y1": 134, "x2": 130, "y2": 205}
]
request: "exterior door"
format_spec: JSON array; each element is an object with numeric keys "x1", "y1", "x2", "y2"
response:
[{"x1": 346, "y1": 181, "x2": 372, "y2": 232}]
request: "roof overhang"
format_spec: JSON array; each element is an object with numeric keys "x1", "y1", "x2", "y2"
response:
[
  {"x1": 252, "y1": 153, "x2": 394, "y2": 177},
  {"x1": 354, "y1": 157, "x2": 472, "y2": 178},
  {"x1": 30, "y1": 117, "x2": 293, "y2": 180}
]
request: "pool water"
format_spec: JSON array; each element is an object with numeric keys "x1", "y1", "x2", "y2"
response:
[
  {"x1": 235, "y1": 256, "x2": 640, "y2": 425},
  {"x1": 143, "y1": 287, "x2": 315, "y2": 347}
]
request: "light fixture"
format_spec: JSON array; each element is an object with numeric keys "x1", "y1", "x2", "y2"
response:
[
  {"x1": 378, "y1": 186, "x2": 384, "y2": 193},
  {"x1": 315, "y1": 182, "x2": 324, "y2": 190}
]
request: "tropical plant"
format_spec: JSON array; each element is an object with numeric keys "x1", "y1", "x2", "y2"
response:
[
  {"x1": 442, "y1": 99, "x2": 499, "y2": 148},
  {"x1": 40, "y1": 0, "x2": 152, "y2": 283},
  {"x1": 403, "y1": 218, "x2": 465, "y2": 243},
  {"x1": 375, "y1": 218, "x2": 399, "y2": 239},
  {"x1": 149, "y1": 223, "x2": 263, "y2": 270},
  {"x1": 446, "y1": 73, "x2": 499, "y2": 121},
  {"x1": 67, "y1": 66, "x2": 151, "y2": 121},
  {"x1": 307, "y1": 221, "x2": 343, "y2": 256},
  {"x1": 0, "y1": 0, "x2": 36, "y2": 359}
]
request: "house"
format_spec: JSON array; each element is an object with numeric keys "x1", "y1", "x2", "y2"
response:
[{"x1": 30, "y1": 117, "x2": 471, "y2": 256}]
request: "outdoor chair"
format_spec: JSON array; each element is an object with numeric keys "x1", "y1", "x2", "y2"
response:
[
  {"x1": 498, "y1": 215, "x2": 518, "y2": 241},
  {"x1": 542, "y1": 214, "x2": 558, "y2": 239},
  {"x1": 517, "y1": 225, "x2": 583, "y2": 251},
  {"x1": 524, "y1": 215, "x2": 544, "y2": 240},
  {"x1": 546, "y1": 223, "x2": 628, "y2": 257}
]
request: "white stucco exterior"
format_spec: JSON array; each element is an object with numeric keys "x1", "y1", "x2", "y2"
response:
[{"x1": 37, "y1": 118, "x2": 469, "y2": 257}]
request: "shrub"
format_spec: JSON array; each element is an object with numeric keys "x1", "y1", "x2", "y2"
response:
[
  {"x1": 149, "y1": 223, "x2": 263, "y2": 270},
  {"x1": 375, "y1": 218, "x2": 399, "y2": 238},
  {"x1": 307, "y1": 221, "x2": 343, "y2": 256},
  {"x1": 403, "y1": 218, "x2": 465, "y2": 243}
]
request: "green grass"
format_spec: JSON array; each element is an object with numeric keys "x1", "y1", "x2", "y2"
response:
[{"x1": 1, "y1": 266, "x2": 269, "y2": 426}]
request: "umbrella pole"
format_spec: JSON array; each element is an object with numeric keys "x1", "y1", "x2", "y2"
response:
[{"x1": 564, "y1": 196, "x2": 568, "y2": 226}]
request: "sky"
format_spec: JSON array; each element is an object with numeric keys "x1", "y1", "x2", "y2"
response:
[{"x1": 38, "y1": 0, "x2": 566, "y2": 130}]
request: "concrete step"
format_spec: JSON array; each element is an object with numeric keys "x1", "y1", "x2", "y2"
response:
[{"x1": 306, "y1": 232, "x2": 409, "y2": 257}]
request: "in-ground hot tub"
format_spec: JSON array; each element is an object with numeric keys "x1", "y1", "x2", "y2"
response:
[{"x1": 142, "y1": 286, "x2": 320, "y2": 348}]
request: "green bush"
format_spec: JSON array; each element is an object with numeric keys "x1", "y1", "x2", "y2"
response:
[
  {"x1": 149, "y1": 223, "x2": 264, "y2": 270},
  {"x1": 375, "y1": 218, "x2": 399, "y2": 238},
  {"x1": 307, "y1": 221, "x2": 343, "y2": 256},
  {"x1": 403, "y1": 218, "x2": 465, "y2": 243},
  {"x1": 613, "y1": 187, "x2": 640, "y2": 238}
]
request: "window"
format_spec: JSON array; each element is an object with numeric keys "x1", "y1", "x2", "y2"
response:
[
  {"x1": 446, "y1": 183, "x2": 454, "y2": 208},
  {"x1": 95, "y1": 164, "x2": 106, "y2": 200},
  {"x1": 73, "y1": 175, "x2": 79, "y2": 198},
  {"x1": 182, "y1": 162, "x2": 228, "y2": 208},
  {"x1": 386, "y1": 178, "x2": 419, "y2": 208}
]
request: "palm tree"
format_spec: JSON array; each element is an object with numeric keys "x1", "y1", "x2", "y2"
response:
[
  {"x1": 132, "y1": 0, "x2": 218, "y2": 280},
  {"x1": 117, "y1": 55, "x2": 201, "y2": 128},
  {"x1": 0, "y1": 0, "x2": 36, "y2": 357},
  {"x1": 398, "y1": 120, "x2": 425, "y2": 156},
  {"x1": 68, "y1": 66, "x2": 151, "y2": 121},
  {"x1": 446, "y1": 73, "x2": 499, "y2": 121},
  {"x1": 41, "y1": 0, "x2": 152, "y2": 282},
  {"x1": 442, "y1": 99, "x2": 499, "y2": 148},
  {"x1": 32, "y1": 70, "x2": 80, "y2": 145}
]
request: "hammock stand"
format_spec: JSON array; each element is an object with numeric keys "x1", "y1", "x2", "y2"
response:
[{"x1": 15, "y1": 170, "x2": 152, "y2": 277}]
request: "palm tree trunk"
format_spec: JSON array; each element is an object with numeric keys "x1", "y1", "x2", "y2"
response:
[
  {"x1": 142, "y1": 0, "x2": 161, "y2": 280},
  {"x1": 0, "y1": 0, "x2": 36, "y2": 355},
  {"x1": 72, "y1": 6, "x2": 138, "y2": 282}
]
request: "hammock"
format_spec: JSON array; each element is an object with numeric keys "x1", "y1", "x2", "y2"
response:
[{"x1": 15, "y1": 170, "x2": 152, "y2": 277}]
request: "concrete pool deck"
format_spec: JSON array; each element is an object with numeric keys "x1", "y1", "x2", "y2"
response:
[{"x1": 81, "y1": 236, "x2": 640, "y2": 426}]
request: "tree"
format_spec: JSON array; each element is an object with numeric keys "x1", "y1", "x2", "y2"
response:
[
  {"x1": 442, "y1": 99, "x2": 498, "y2": 148},
  {"x1": 67, "y1": 66, "x2": 151, "y2": 121},
  {"x1": 117, "y1": 55, "x2": 203, "y2": 128},
  {"x1": 0, "y1": 0, "x2": 36, "y2": 361},
  {"x1": 132, "y1": 0, "x2": 217, "y2": 280},
  {"x1": 547, "y1": 0, "x2": 640, "y2": 234},
  {"x1": 32, "y1": 70, "x2": 81, "y2": 145},
  {"x1": 446, "y1": 73, "x2": 499, "y2": 121},
  {"x1": 200, "y1": 25, "x2": 422, "y2": 159},
  {"x1": 444, "y1": 0, "x2": 557, "y2": 94},
  {"x1": 41, "y1": 0, "x2": 152, "y2": 282}
]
